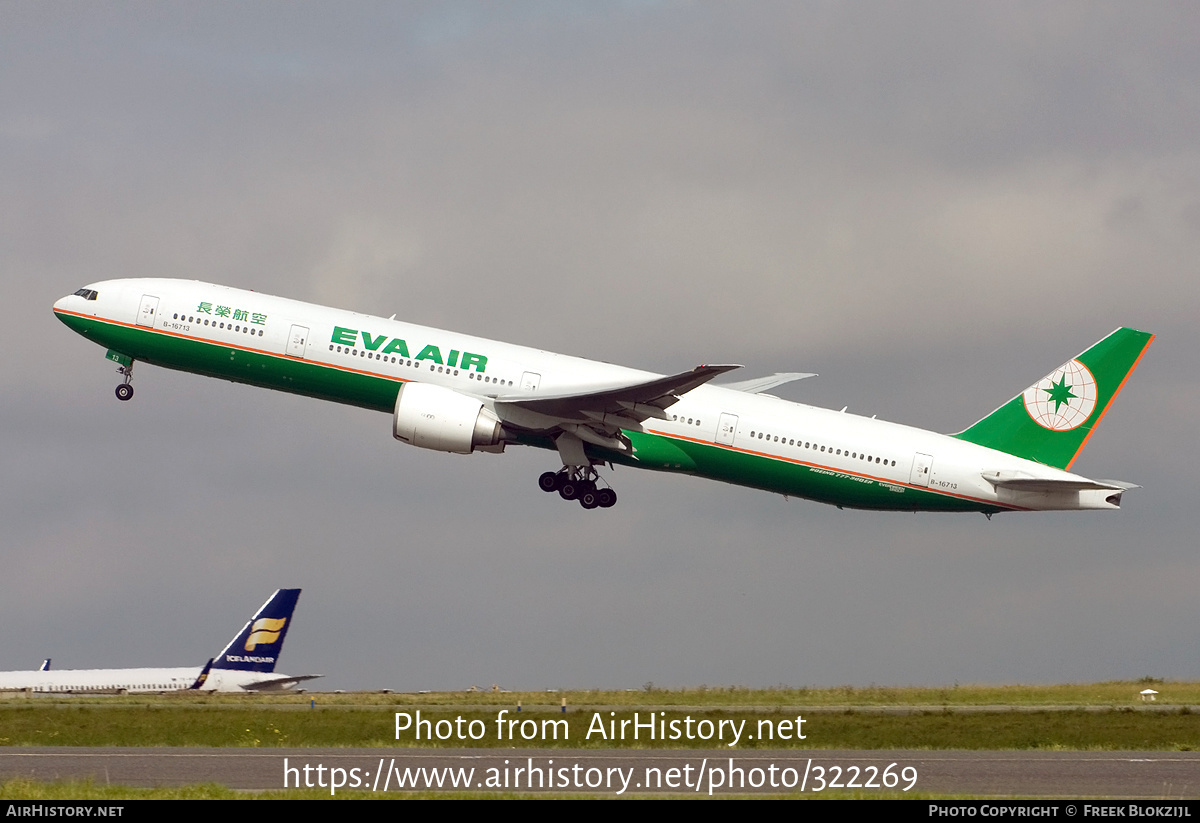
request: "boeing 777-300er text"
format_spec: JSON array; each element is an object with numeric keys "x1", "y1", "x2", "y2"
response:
[
  {"x1": 0, "y1": 588, "x2": 321, "y2": 693},
  {"x1": 53, "y1": 280, "x2": 1153, "y2": 515}
]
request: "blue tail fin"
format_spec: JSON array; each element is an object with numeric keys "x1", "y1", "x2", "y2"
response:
[
  {"x1": 211, "y1": 589, "x2": 302, "y2": 673},
  {"x1": 190, "y1": 659, "x2": 214, "y2": 689}
]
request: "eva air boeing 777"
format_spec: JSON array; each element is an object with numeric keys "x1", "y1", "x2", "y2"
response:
[{"x1": 53, "y1": 280, "x2": 1153, "y2": 515}]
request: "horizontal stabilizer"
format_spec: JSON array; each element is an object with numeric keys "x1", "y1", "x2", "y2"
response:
[
  {"x1": 718, "y1": 372, "x2": 815, "y2": 394},
  {"x1": 497, "y1": 364, "x2": 741, "y2": 420},
  {"x1": 981, "y1": 471, "x2": 1137, "y2": 493}
]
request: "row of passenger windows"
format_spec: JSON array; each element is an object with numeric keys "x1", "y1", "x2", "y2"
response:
[
  {"x1": 328, "y1": 345, "x2": 515, "y2": 386},
  {"x1": 666, "y1": 413, "x2": 897, "y2": 469},
  {"x1": 748, "y1": 430, "x2": 897, "y2": 467},
  {"x1": 34, "y1": 683, "x2": 184, "y2": 692},
  {"x1": 174, "y1": 313, "x2": 265, "y2": 336}
]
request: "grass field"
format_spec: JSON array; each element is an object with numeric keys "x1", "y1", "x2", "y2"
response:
[
  {"x1": 1, "y1": 681, "x2": 1197, "y2": 750},
  {"x1": 5, "y1": 678, "x2": 1190, "y2": 708}
]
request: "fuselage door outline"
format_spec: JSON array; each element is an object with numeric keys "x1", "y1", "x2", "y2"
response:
[
  {"x1": 286, "y1": 325, "x2": 309, "y2": 359},
  {"x1": 910, "y1": 452, "x2": 933, "y2": 488},
  {"x1": 136, "y1": 295, "x2": 159, "y2": 328},
  {"x1": 716, "y1": 413, "x2": 739, "y2": 446}
]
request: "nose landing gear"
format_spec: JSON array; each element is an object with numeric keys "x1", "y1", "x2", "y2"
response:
[
  {"x1": 115, "y1": 363, "x2": 135, "y2": 401},
  {"x1": 537, "y1": 468, "x2": 617, "y2": 509}
]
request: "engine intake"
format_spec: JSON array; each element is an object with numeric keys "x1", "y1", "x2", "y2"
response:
[{"x1": 393, "y1": 382, "x2": 504, "y2": 454}]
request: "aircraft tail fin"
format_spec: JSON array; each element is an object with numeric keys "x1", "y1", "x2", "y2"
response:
[
  {"x1": 39, "y1": 659, "x2": 51, "y2": 672},
  {"x1": 211, "y1": 589, "x2": 302, "y2": 673},
  {"x1": 190, "y1": 659, "x2": 214, "y2": 690},
  {"x1": 952, "y1": 327, "x2": 1153, "y2": 470}
]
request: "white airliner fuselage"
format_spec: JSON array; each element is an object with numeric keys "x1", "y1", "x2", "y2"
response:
[
  {"x1": 52, "y1": 279, "x2": 1152, "y2": 515},
  {"x1": 0, "y1": 666, "x2": 275, "y2": 694}
]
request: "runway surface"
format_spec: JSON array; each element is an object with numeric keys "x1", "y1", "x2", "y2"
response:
[{"x1": 3, "y1": 748, "x2": 1198, "y2": 796}]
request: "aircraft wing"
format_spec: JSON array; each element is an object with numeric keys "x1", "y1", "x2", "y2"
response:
[
  {"x1": 981, "y1": 471, "x2": 1138, "y2": 493},
  {"x1": 491, "y1": 364, "x2": 741, "y2": 454},
  {"x1": 717, "y1": 372, "x2": 815, "y2": 394},
  {"x1": 240, "y1": 673, "x2": 324, "y2": 690},
  {"x1": 495, "y1": 364, "x2": 741, "y2": 422}
]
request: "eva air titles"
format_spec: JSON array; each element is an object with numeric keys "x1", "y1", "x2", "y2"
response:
[{"x1": 332, "y1": 326, "x2": 488, "y2": 372}]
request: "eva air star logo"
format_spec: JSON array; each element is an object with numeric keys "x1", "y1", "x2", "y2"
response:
[{"x1": 1022, "y1": 359, "x2": 1098, "y2": 431}]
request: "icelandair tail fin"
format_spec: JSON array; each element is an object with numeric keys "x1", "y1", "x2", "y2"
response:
[
  {"x1": 190, "y1": 659, "x2": 214, "y2": 690},
  {"x1": 211, "y1": 589, "x2": 302, "y2": 673},
  {"x1": 952, "y1": 327, "x2": 1154, "y2": 470}
]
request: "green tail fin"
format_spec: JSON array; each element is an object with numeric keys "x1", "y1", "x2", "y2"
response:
[{"x1": 952, "y1": 327, "x2": 1154, "y2": 469}]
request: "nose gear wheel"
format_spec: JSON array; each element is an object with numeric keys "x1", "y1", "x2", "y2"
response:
[{"x1": 115, "y1": 363, "x2": 135, "y2": 401}]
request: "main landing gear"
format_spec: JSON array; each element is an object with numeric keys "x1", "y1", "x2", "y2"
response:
[
  {"x1": 538, "y1": 467, "x2": 618, "y2": 510},
  {"x1": 114, "y1": 362, "x2": 135, "y2": 401}
]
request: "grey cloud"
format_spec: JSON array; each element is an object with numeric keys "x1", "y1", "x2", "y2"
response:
[{"x1": 1, "y1": 3, "x2": 1195, "y2": 690}]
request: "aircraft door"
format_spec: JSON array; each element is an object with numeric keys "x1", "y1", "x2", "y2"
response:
[
  {"x1": 716, "y1": 413, "x2": 739, "y2": 446},
  {"x1": 286, "y1": 325, "x2": 309, "y2": 359},
  {"x1": 136, "y1": 295, "x2": 159, "y2": 327},
  {"x1": 910, "y1": 452, "x2": 933, "y2": 487},
  {"x1": 520, "y1": 371, "x2": 541, "y2": 392}
]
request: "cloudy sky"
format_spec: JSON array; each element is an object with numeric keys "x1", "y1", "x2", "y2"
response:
[{"x1": 3, "y1": 2, "x2": 1197, "y2": 691}]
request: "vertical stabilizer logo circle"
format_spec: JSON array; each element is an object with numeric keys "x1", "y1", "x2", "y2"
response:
[{"x1": 1022, "y1": 359, "x2": 1097, "y2": 431}]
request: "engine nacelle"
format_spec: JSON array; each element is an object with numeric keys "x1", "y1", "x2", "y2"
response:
[{"x1": 393, "y1": 382, "x2": 504, "y2": 454}]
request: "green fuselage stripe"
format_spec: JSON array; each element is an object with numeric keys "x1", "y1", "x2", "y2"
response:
[
  {"x1": 58, "y1": 310, "x2": 1002, "y2": 514},
  {"x1": 618, "y1": 431, "x2": 1002, "y2": 513}
]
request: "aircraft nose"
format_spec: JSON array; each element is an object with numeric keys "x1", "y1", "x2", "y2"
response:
[{"x1": 53, "y1": 294, "x2": 71, "y2": 313}]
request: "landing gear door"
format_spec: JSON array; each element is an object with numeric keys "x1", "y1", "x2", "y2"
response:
[
  {"x1": 716, "y1": 413, "x2": 739, "y2": 446},
  {"x1": 286, "y1": 325, "x2": 309, "y2": 359},
  {"x1": 136, "y1": 295, "x2": 159, "y2": 328},
  {"x1": 910, "y1": 452, "x2": 933, "y2": 487}
]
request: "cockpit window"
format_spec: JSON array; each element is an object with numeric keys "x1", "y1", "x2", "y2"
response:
[{"x1": 73, "y1": 288, "x2": 99, "y2": 301}]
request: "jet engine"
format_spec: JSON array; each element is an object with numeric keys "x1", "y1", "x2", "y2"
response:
[{"x1": 392, "y1": 382, "x2": 505, "y2": 454}]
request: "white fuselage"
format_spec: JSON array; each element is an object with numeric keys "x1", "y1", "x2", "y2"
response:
[{"x1": 0, "y1": 666, "x2": 294, "y2": 694}]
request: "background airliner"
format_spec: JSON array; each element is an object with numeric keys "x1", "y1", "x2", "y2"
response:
[
  {"x1": 0, "y1": 588, "x2": 320, "y2": 693},
  {"x1": 53, "y1": 280, "x2": 1152, "y2": 515}
]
